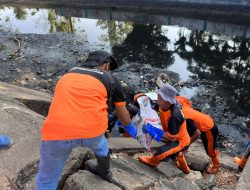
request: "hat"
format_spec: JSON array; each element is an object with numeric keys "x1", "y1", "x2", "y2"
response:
[
  {"x1": 155, "y1": 83, "x2": 177, "y2": 104},
  {"x1": 83, "y1": 50, "x2": 118, "y2": 70}
]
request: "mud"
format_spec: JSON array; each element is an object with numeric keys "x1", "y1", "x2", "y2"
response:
[{"x1": 0, "y1": 28, "x2": 249, "y2": 156}]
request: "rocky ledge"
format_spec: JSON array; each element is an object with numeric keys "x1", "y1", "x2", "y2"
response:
[{"x1": 0, "y1": 81, "x2": 249, "y2": 190}]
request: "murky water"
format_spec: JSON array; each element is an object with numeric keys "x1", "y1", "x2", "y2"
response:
[{"x1": 0, "y1": 5, "x2": 250, "y2": 154}]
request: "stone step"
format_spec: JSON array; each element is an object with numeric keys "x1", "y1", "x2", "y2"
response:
[
  {"x1": 0, "y1": 81, "x2": 52, "y2": 116},
  {"x1": 63, "y1": 170, "x2": 121, "y2": 190},
  {"x1": 108, "y1": 137, "x2": 164, "y2": 153}
]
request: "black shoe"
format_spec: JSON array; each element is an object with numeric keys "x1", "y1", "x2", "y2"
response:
[{"x1": 85, "y1": 156, "x2": 113, "y2": 183}]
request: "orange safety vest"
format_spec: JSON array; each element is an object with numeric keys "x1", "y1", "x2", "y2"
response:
[
  {"x1": 159, "y1": 108, "x2": 190, "y2": 147},
  {"x1": 42, "y1": 73, "x2": 113, "y2": 140},
  {"x1": 176, "y1": 96, "x2": 192, "y2": 107}
]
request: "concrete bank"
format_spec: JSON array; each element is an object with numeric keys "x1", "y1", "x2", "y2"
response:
[
  {"x1": 1, "y1": 0, "x2": 250, "y2": 25},
  {"x1": 236, "y1": 159, "x2": 250, "y2": 190}
]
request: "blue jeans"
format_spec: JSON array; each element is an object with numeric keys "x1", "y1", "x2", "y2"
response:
[{"x1": 36, "y1": 134, "x2": 108, "y2": 190}]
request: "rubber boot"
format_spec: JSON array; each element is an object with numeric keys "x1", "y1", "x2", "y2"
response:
[
  {"x1": 234, "y1": 155, "x2": 247, "y2": 170},
  {"x1": 85, "y1": 154, "x2": 113, "y2": 182},
  {"x1": 207, "y1": 150, "x2": 220, "y2": 174},
  {"x1": 176, "y1": 154, "x2": 190, "y2": 174},
  {"x1": 138, "y1": 156, "x2": 160, "y2": 167}
]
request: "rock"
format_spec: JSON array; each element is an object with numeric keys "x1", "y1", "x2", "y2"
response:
[
  {"x1": 57, "y1": 147, "x2": 95, "y2": 190},
  {"x1": 157, "y1": 160, "x2": 184, "y2": 178},
  {"x1": 247, "y1": 120, "x2": 250, "y2": 129},
  {"x1": 63, "y1": 170, "x2": 121, "y2": 190},
  {"x1": 220, "y1": 151, "x2": 238, "y2": 172},
  {"x1": 118, "y1": 156, "x2": 165, "y2": 180},
  {"x1": 207, "y1": 174, "x2": 217, "y2": 188},
  {"x1": 212, "y1": 187, "x2": 231, "y2": 190},
  {"x1": 202, "y1": 103, "x2": 211, "y2": 112},
  {"x1": 185, "y1": 141, "x2": 210, "y2": 171},
  {"x1": 161, "y1": 177, "x2": 200, "y2": 190},
  {"x1": 195, "y1": 179, "x2": 210, "y2": 190},
  {"x1": 38, "y1": 80, "x2": 54, "y2": 90},
  {"x1": 83, "y1": 157, "x2": 155, "y2": 189},
  {"x1": 111, "y1": 158, "x2": 155, "y2": 189},
  {"x1": 120, "y1": 81, "x2": 128, "y2": 89},
  {"x1": 184, "y1": 170, "x2": 203, "y2": 182},
  {"x1": 0, "y1": 175, "x2": 15, "y2": 190}
]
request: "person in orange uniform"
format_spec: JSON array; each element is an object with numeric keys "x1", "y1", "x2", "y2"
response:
[
  {"x1": 36, "y1": 50, "x2": 137, "y2": 190},
  {"x1": 138, "y1": 84, "x2": 191, "y2": 174},
  {"x1": 177, "y1": 96, "x2": 220, "y2": 174},
  {"x1": 234, "y1": 139, "x2": 250, "y2": 171}
]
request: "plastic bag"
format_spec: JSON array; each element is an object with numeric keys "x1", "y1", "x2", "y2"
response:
[{"x1": 132, "y1": 95, "x2": 163, "y2": 151}]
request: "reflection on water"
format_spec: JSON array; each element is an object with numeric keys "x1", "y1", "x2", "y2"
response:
[
  {"x1": 168, "y1": 54, "x2": 193, "y2": 81},
  {"x1": 0, "y1": 6, "x2": 250, "y2": 115},
  {"x1": 175, "y1": 30, "x2": 250, "y2": 115},
  {"x1": 57, "y1": 7, "x2": 250, "y2": 38},
  {"x1": 112, "y1": 24, "x2": 174, "y2": 68},
  {"x1": 0, "y1": 7, "x2": 50, "y2": 33}
]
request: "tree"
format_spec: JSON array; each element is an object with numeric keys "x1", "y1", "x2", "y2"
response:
[
  {"x1": 48, "y1": 10, "x2": 75, "y2": 33},
  {"x1": 97, "y1": 20, "x2": 133, "y2": 46},
  {"x1": 112, "y1": 24, "x2": 174, "y2": 68},
  {"x1": 14, "y1": 7, "x2": 27, "y2": 20}
]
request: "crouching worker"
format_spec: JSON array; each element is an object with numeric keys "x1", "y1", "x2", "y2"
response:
[
  {"x1": 138, "y1": 84, "x2": 191, "y2": 174},
  {"x1": 234, "y1": 139, "x2": 250, "y2": 171},
  {"x1": 177, "y1": 96, "x2": 220, "y2": 174},
  {"x1": 36, "y1": 50, "x2": 137, "y2": 190}
]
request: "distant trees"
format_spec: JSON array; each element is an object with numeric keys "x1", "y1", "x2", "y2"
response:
[
  {"x1": 112, "y1": 24, "x2": 174, "y2": 68},
  {"x1": 174, "y1": 30, "x2": 250, "y2": 114},
  {"x1": 48, "y1": 9, "x2": 75, "y2": 33},
  {"x1": 14, "y1": 7, "x2": 27, "y2": 20}
]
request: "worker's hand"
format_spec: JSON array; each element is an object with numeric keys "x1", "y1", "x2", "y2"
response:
[
  {"x1": 115, "y1": 120, "x2": 137, "y2": 139},
  {"x1": 142, "y1": 123, "x2": 164, "y2": 142}
]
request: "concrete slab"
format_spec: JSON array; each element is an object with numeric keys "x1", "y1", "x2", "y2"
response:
[
  {"x1": 63, "y1": 170, "x2": 121, "y2": 190},
  {"x1": 108, "y1": 137, "x2": 164, "y2": 153},
  {"x1": 0, "y1": 81, "x2": 51, "y2": 102},
  {"x1": 118, "y1": 156, "x2": 165, "y2": 180},
  {"x1": 0, "y1": 175, "x2": 15, "y2": 190},
  {"x1": 161, "y1": 177, "x2": 200, "y2": 190},
  {"x1": 0, "y1": 95, "x2": 44, "y2": 189},
  {"x1": 111, "y1": 158, "x2": 156, "y2": 189},
  {"x1": 157, "y1": 160, "x2": 184, "y2": 179},
  {"x1": 236, "y1": 159, "x2": 250, "y2": 190},
  {"x1": 68, "y1": 157, "x2": 155, "y2": 190},
  {"x1": 0, "y1": 81, "x2": 52, "y2": 116}
]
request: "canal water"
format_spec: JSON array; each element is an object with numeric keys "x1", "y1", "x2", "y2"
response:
[{"x1": 0, "y1": 5, "x2": 250, "y2": 155}]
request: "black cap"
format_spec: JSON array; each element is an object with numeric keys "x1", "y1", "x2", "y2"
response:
[{"x1": 83, "y1": 50, "x2": 118, "y2": 71}]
